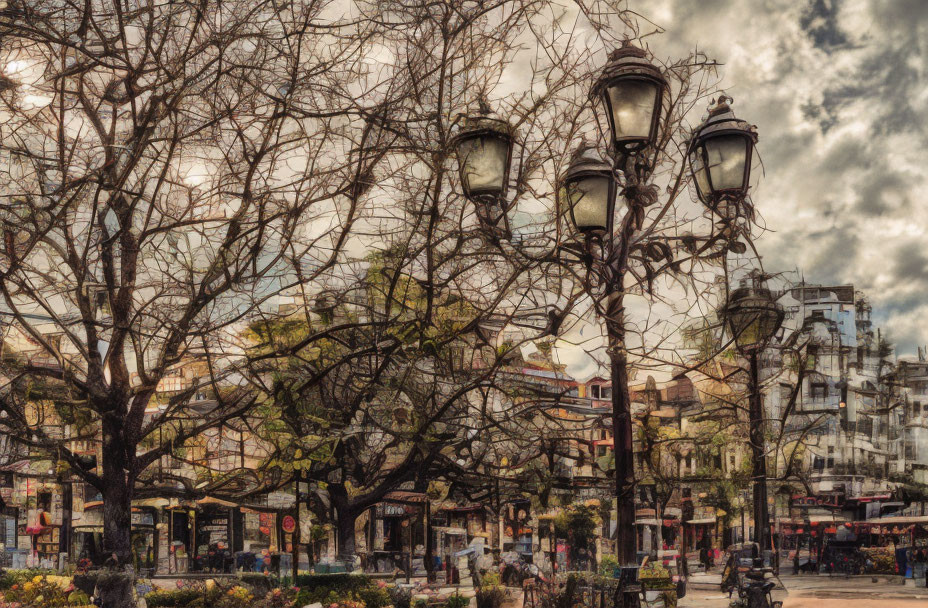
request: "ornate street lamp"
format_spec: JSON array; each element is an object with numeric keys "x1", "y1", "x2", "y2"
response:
[
  {"x1": 562, "y1": 144, "x2": 617, "y2": 239},
  {"x1": 724, "y1": 283, "x2": 784, "y2": 354},
  {"x1": 452, "y1": 102, "x2": 514, "y2": 234},
  {"x1": 591, "y1": 41, "x2": 667, "y2": 154},
  {"x1": 689, "y1": 96, "x2": 758, "y2": 221},
  {"x1": 723, "y1": 279, "x2": 783, "y2": 560}
]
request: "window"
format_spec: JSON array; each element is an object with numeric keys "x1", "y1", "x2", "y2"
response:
[
  {"x1": 811, "y1": 382, "x2": 828, "y2": 400},
  {"x1": 806, "y1": 345, "x2": 818, "y2": 369},
  {"x1": 813, "y1": 456, "x2": 825, "y2": 472},
  {"x1": 590, "y1": 385, "x2": 600, "y2": 399},
  {"x1": 915, "y1": 401, "x2": 922, "y2": 417}
]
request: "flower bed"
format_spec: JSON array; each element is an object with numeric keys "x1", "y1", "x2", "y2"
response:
[
  {"x1": 142, "y1": 572, "x2": 401, "y2": 608},
  {"x1": 0, "y1": 573, "x2": 91, "y2": 608},
  {"x1": 860, "y1": 546, "x2": 896, "y2": 574}
]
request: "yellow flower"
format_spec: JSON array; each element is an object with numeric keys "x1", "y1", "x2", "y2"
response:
[
  {"x1": 32, "y1": 575, "x2": 43, "y2": 584},
  {"x1": 23, "y1": 582, "x2": 35, "y2": 592}
]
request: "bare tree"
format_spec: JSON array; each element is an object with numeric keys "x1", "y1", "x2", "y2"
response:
[{"x1": 0, "y1": 0, "x2": 381, "y2": 600}]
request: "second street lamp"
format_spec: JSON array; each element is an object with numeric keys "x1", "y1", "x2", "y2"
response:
[
  {"x1": 689, "y1": 96, "x2": 758, "y2": 222},
  {"x1": 563, "y1": 145, "x2": 617, "y2": 238},
  {"x1": 592, "y1": 41, "x2": 667, "y2": 154},
  {"x1": 452, "y1": 102, "x2": 515, "y2": 236},
  {"x1": 454, "y1": 43, "x2": 762, "y2": 606},
  {"x1": 724, "y1": 281, "x2": 784, "y2": 560}
]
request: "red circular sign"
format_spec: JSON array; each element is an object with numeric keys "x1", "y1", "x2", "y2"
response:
[{"x1": 282, "y1": 515, "x2": 296, "y2": 533}]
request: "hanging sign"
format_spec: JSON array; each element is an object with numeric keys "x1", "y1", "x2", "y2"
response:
[{"x1": 281, "y1": 515, "x2": 296, "y2": 534}]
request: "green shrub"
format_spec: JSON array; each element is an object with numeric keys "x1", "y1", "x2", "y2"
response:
[
  {"x1": 476, "y1": 571, "x2": 506, "y2": 608},
  {"x1": 388, "y1": 583, "x2": 412, "y2": 608},
  {"x1": 293, "y1": 580, "x2": 389, "y2": 608},
  {"x1": 447, "y1": 592, "x2": 470, "y2": 608},
  {"x1": 598, "y1": 554, "x2": 620, "y2": 578},
  {"x1": 293, "y1": 573, "x2": 372, "y2": 592},
  {"x1": 357, "y1": 584, "x2": 391, "y2": 608},
  {"x1": 144, "y1": 588, "x2": 203, "y2": 607},
  {"x1": 240, "y1": 573, "x2": 279, "y2": 594}
]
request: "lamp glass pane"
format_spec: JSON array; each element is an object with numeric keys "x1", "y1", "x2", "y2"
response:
[
  {"x1": 458, "y1": 135, "x2": 509, "y2": 195},
  {"x1": 730, "y1": 308, "x2": 779, "y2": 350},
  {"x1": 607, "y1": 79, "x2": 658, "y2": 141},
  {"x1": 705, "y1": 134, "x2": 748, "y2": 191},
  {"x1": 689, "y1": 148, "x2": 710, "y2": 200},
  {"x1": 567, "y1": 175, "x2": 611, "y2": 232}
]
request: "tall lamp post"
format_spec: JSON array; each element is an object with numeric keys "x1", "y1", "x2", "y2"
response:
[
  {"x1": 723, "y1": 280, "x2": 784, "y2": 558},
  {"x1": 452, "y1": 42, "x2": 760, "y2": 593}
]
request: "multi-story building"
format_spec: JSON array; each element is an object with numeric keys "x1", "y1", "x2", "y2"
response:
[
  {"x1": 762, "y1": 283, "x2": 901, "y2": 521},
  {"x1": 886, "y1": 358, "x2": 928, "y2": 496}
]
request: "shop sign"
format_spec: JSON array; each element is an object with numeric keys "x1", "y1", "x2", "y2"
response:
[
  {"x1": 377, "y1": 503, "x2": 407, "y2": 517},
  {"x1": 791, "y1": 494, "x2": 843, "y2": 509},
  {"x1": 281, "y1": 515, "x2": 296, "y2": 534},
  {"x1": 266, "y1": 492, "x2": 294, "y2": 509},
  {"x1": 131, "y1": 512, "x2": 154, "y2": 526}
]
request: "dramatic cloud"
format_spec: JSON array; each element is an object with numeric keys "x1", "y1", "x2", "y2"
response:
[{"x1": 643, "y1": 0, "x2": 928, "y2": 355}]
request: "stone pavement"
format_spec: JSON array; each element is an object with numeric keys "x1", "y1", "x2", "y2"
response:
[{"x1": 679, "y1": 573, "x2": 928, "y2": 607}]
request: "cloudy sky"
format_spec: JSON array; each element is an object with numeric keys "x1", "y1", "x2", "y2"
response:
[{"x1": 633, "y1": 0, "x2": 928, "y2": 357}]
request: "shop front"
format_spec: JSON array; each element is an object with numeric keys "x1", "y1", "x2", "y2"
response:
[
  {"x1": 131, "y1": 508, "x2": 158, "y2": 576},
  {"x1": 0, "y1": 465, "x2": 69, "y2": 569},
  {"x1": 502, "y1": 500, "x2": 532, "y2": 560},
  {"x1": 161, "y1": 499, "x2": 236, "y2": 574},
  {"x1": 157, "y1": 497, "x2": 292, "y2": 576},
  {"x1": 370, "y1": 492, "x2": 429, "y2": 579}
]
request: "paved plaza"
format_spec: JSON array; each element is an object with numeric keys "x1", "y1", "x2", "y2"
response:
[{"x1": 680, "y1": 574, "x2": 928, "y2": 607}]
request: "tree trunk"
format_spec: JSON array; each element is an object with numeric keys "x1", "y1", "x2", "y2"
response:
[
  {"x1": 335, "y1": 510, "x2": 357, "y2": 563},
  {"x1": 99, "y1": 415, "x2": 135, "y2": 608},
  {"x1": 654, "y1": 500, "x2": 664, "y2": 554},
  {"x1": 101, "y1": 417, "x2": 133, "y2": 565},
  {"x1": 329, "y1": 484, "x2": 358, "y2": 564}
]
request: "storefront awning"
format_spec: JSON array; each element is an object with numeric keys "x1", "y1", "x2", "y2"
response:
[
  {"x1": 442, "y1": 504, "x2": 484, "y2": 512},
  {"x1": 870, "y1": 515, "x2": 928, "y2": 524},
  {"x1": 197, "y1": 496, "x2": 238, "y2": 507},
  {"x1": 133, "y1": 498, "x2": 171, "y2": 509},
  {"x1": 635, "y1": 519, "x2": 659, "y2": 526},
  {"x1": 686, "y1": 518, "x2": 717, "y2": 525},
  {"x1": 384, "y1": 491, "x2": 429, "y2": 503},
  {"x1": 433, "y1": 526, "x2": 467, "y2": 535},
  {"x1": 72, "y1": 525, "x2": 103, "y2": 532}
]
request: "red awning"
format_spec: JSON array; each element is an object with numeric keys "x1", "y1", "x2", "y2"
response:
[{"x1": 593, "y1": 438, "x2": 614, "y2": 447}]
